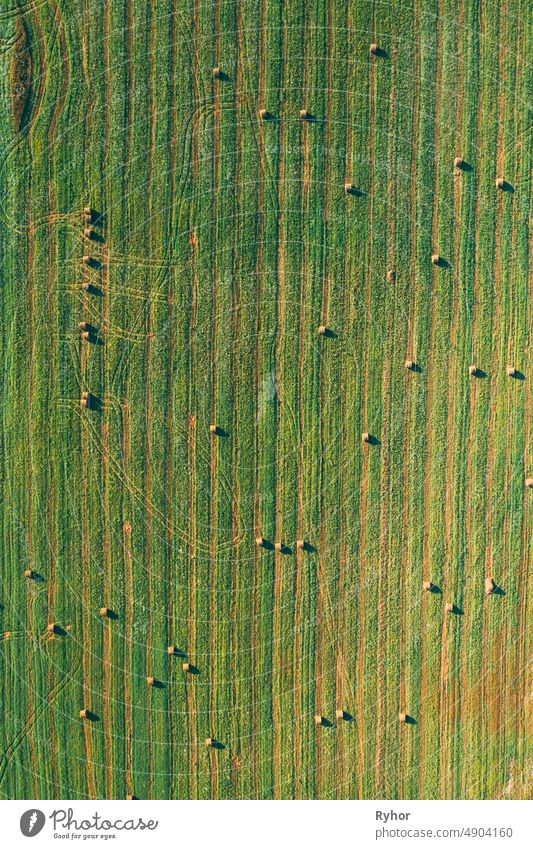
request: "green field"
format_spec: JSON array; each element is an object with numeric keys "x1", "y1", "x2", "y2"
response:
[{"x1": 0, "y1": 0, "x2": 530, "y2": 800}]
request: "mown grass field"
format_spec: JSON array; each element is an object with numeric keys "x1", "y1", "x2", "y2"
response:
[{"x1": 0, "y1": 0, "x2": 530, "y2": 800}]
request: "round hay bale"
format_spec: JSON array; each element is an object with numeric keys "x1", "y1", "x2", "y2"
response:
[{"x1": 484, "y1": 578, "x2": 495, "y2": 595}]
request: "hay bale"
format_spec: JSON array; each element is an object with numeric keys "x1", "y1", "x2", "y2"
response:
[
  {"x1": 78, "y1": 321, "x2": 90, "y2": 331},
  {"x1": 369, "y1": 43, "x2": 378, "y2": 55},
  {"x1": 386, "y1": 270, "x2": 396, "y2": 282},
  {"x1": 259, "y1": 108, "x2": 268, "y2": 119},
  {"x1": 205, "y1": 737, "x2": 214, "y2": 747},
  {"x1": 506, "y1": 366, "x2": 516, "y2": 376},
  {"x1": 318, "y1": 324, "x2": 327, "y2": 335},
  {"x1": 362, "y1": 432, "x2": 370, "y2": 443},
  {"x1": 405, "y1": 359, "x2": 413, "y2": 370},
  {"x1": 274, "y1": 542, "x2": 282, "y2": 552},
  {"x1": 314, "y1": 714, "x2": 324, "y2": 726},
  {"x1": 525, "y1": 478, "x2": 533, "y2": 488},
  {"x1": 255, "y1": 536, "x2": 265, "y2": 547},
  {"x1": 146, "y1": 676, "x2": 155, "y2": 686},
  {"x1": 47, "y1": 622, "x2": 59, "y2": 634},
  {"x1": 167, "y1": 645, "x2": 177, "y2": 655},
  {"x1": 209, "y1": 424, "x2": 218, "y2": 434},
  {"x1": 182, "y1": 662, "x2": 192, "y2": 672},
  {"x1": 344, "y1": 182, "x2": 353, "y2": 194},
  {"x1": 431, "y1": 253, "x2": 440, "y2": 265},
  {"x1": 398, "y1": 712, "x2": 406, "y2": 723},
  {"x1": 296, "y1": 539, "x2": 305, "y2": 549},
  {"x1": 484, "y1": 577, "x2": 495, "y2": 595},
  {"x1": 84, "y1": 206, "x2": 92, "y2": 217},
  {"x1": 469, "y1": 364, "x2": 478, "y2": 376},
  {"x1": 423, "y1": 581, "x2": 433, "y2": 591},
  {"x1": 79, "y1": 709, "x2": 88, "y2": 719},
  {"x1": 496, "y1": 177, "x2": 505, "y2": 189},
  {"x1": 454, "y1": 157, "x2": 464, "y2": 169},
  {"x1": 299, "y1": 109, "x2": 310, "y2": 120},
  {"x1": 212, "y1": 66, "x2": 221, "y2": 79},
  {"x1": 82, "y1": 280, "x2": 91, "y2": 291},
  {"x1": 82, "y1": 255, "x2": 91, "y2": 265},
  {"x1": 445, "y1": 602, "x2": 454, "y2": 612},
  {"x1": 84, "y1": 227, "x2": 93, "y2": 239},
  {"x1": 336, "y1": 709, "x2": 346, "y2": 720},
  {"x1": 99, "y1": 607, "x2": 110, "y2": 617},
  {"x1": 24, "y1": 569, "x2": 34, "y2": 579},
  {"x1": 81, "y1": 330, "x2": 91, "y2": 342}
]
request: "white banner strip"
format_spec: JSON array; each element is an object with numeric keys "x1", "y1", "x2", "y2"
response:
[{"x1": 1, "y1": 799, "x2": 530, "y2": 848}]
